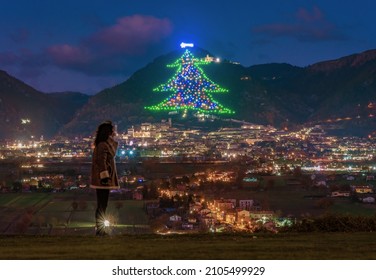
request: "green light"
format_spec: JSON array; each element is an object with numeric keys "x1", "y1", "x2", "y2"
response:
[{"x1": 145, "y1": 49, "x2": 234, "y2": 115}]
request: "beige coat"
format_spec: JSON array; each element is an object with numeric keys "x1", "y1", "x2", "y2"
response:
[{"x1": 90, "y1": 137, "x2": 120, "y2": 189}]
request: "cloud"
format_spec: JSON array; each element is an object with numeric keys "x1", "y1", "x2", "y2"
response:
[
  {"x1": 88, "y1": 15, "x2": 173, "y2": 55},
  {"x1": 252, "y1": 7, "x2": 345, "y2": 42},
  {"x1": 47, "y1": 44, "x2": 92, "y2": 67},
  {"x1": 47, "y1": 15, "x2": 173, "y2": 75},
  {"x1": 1, "y1": 14, "x2": 173, "y2": 79},
  {"x1": 296, "y1": 6, "x2": 324, "y2": 22},
  {"x1": 0, "y1": 52, "x2": 18, "y2": 66},
  {"x1": 9, "y1": 28, "x2": 30, "y2": 44}
]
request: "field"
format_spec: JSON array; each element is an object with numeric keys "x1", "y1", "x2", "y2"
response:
[
  {"x1": 0, "y1": 190, "x2": 151, "y2": 235},
  {"x1": 1, "y1": 232, "x2": 376, "y2": 259},
  {"x1": 1, "y1": 190, "x2": 376, "y2": 259},
  {"x1": 1, "y1": 180, "x2": 376, "y2": 236}
]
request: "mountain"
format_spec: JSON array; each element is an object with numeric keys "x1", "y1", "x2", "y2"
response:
[
  {"x1": 46, "y1": 91, "x2": 90, "y2": 130},
  {"x1": 61, "y1": 48, "x2": 376, "y2": 137},
  {"x1": 0, "y1": 71, "x2": 89, "y2": 139},
  {"x1": 2, "y1": 48, "x2": 376, "y2": 139},
  {"x1": 61, "y1": 48, "x2": 307, "y2": 136}
]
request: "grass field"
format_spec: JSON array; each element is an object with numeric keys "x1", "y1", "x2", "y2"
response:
[
  {"x1": 1, "y1": 191, "x2": 376, "y2": 260},
  {"x1": 0, "y1": 191, "x2": 150, "y2": 235},
  {"x1": 1, "y1": 232, "x2": 376, "y2": 259}
]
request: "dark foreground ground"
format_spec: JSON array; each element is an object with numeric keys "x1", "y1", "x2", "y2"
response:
[{"x1": 1, "y1": 232, "x2": 376, "y2": 260}]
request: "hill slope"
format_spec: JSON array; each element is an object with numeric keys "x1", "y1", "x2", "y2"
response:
[
  {"x1": 61, "y1": 48, "x2": 376, "y2": 136},
  {"x1": 0, "y1": 71, "x2": 89, "y2": 139},
  {"x1": 2, "y1": 48, "x2": 376, "y2": 138}
]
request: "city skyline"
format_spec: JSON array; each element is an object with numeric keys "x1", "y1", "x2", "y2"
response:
[{"x1": 0, "y1": 0, "x2": 375, "y2": 94}]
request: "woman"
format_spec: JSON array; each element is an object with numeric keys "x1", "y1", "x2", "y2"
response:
[{"x1": 90, "y1": 121, "x2": 119, "y2": 236}]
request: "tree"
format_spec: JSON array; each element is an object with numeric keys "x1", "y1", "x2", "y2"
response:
[
  {"x1": 147, "y1": 183, "x2": 159, "y2": 199},
  {"x1": 71, "y1": 201, "x2": 78, "y2": 211},
  {"x1": 315, "y1": 198, "x2": 334, "y2": 209},
  {"x1": 145, "y1": 49, "x2": 234, "y2": 114},
  {"x1": 12, "y1": 181, "x2": 22, "y2": 192}
]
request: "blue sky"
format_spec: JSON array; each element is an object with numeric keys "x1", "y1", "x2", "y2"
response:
[{"x1": 0, "y1": 0, "x2": 375, "y2": 94}]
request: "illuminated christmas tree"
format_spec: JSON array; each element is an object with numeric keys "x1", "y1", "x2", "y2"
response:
[{"x1": 145, "y1": 47, "x2": 234, "y2": 114}]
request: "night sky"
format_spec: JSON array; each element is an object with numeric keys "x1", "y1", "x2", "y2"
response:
[{"x1": 0, "y1": 0, "x2": 375, "y2": 94}]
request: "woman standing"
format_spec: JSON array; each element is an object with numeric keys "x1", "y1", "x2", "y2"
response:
[{"x1": 90, "y1": 121, "x2": 119, "y2": 236}]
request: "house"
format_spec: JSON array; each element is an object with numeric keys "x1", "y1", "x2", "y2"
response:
[
  {"x1": 249, "y1": 211, "x2": 275, "y2": 221},
  {"x1": 182, "y1": 223, "x2": 194, "y2": 230},
  {"x1": 239, "y1": 199, "x2": 253, "y2": 210},
  {"x1": 331, "y1": 191, "x2": 350, "y2": 197},
  {"x1": 169, "y1": 214, "x2": 182, "y2": 222},
  {"x1": 188, "y1": 217, "x2": 197, "y2": 223},
  {"x1": 170, "y1": 190, "x2": 185, "y2": 197},
  {"x1": 213, "y1": 199, "x2": 236, "y2": 211},
  {"x1": 199, "y1": 209, "x2": 211, "y2": 215},
  {"x1": 145, "y1": 202, "x2": 160, "y2": 216},
  {"x1": 353, "y1": 186, "x2": 373, "y2": 194},
  {"x1": 216, "y1": 211, "x2": 225, "y2": 221},
  {"x1": 176, "y1": 184, "x2": 187, "y2": 191},
  {"x1": 315, "y1": 180, "x2": 327, "y2": 187},
  {"x1": 201, "y1": 213, "x2": 216, "y2": 226},
  {"x1": 133, "y1": 191, "x2": 143, "y2": 200},
  {"x1": 366, "y1": 175, "x2": 375, "y2": 181},
  {"x1": 189, "y1": 202, "x2": 202, "y2": 212},
  {"x1": 237, "y1": 209, "x2": 251, "y2": 225},
  {"x1": 362, "y1": 197, "x2": 375, "y2": 203},
  {"x1": 225, "y1": 210, "x2": 237, "y2": 224}
]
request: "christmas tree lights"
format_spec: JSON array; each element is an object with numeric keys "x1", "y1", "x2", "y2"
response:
[{"x1": 145, "y1": 49, "x2": 234, "y2": 114}]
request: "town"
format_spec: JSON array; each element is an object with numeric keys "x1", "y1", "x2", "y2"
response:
[{"x1": 0, "y1": 119, "x2": 376, "y2": 234}]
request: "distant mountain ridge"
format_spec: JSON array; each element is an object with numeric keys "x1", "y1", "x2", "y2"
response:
[
  {"x1": 1, "y1": 48, "x2": 376, "y2": 139},
  {"x1": 0, "y1": 70, "x2": 89, "y2": 139},
  {"x1": 309, "y1": 49, "x2": 376, "y2": 72}
]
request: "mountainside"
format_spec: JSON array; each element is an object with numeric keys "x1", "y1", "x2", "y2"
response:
[
  {"x1": 1, "y1": 48, "x2": 376, "y2": 139},
  {"x1": 0, "y1": 71, "x2": 89, "y2": 139},
  {"x1": 61, "y1": 48, "x2": 376, "y2": 136}
]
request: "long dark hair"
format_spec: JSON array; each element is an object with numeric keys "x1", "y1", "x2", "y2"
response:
[{"x1": 94, "y1": 121, "x2": 114, "y2": 147}]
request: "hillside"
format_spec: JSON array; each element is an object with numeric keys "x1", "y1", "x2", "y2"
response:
[
  {"x1": 0, "y1": 71, "x2": 89, "y2": 139},
  {"x1": 1, "y1": 48, "x2": 376, "y2": 138},
  {"x1": 61, "y1": 48, "x2": 376, "y2": 137},
  {"x1": 1, "y1": 233, "x2": 376, "y2": 259},
  {"x1": 60, "y1": 48, "x2": 309, "y2": 135}
]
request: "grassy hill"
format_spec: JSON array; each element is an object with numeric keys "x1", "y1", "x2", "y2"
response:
[
  {"x1": 61, "y1": 48, "x2": 376, "y2": 137},
  {"x1": 1, "y1": 232, "x2": 376, "y2": 259},
  {"x1": 0, "y1": 191, "x2": 150, "y2": 236},
  {"x1": 1, "y1": 190, "x2": 376, "y2": 259}
]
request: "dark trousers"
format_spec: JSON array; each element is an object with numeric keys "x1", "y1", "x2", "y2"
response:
[{"x1": 95, "y1": 189, "x2": 110, "y2": 228}]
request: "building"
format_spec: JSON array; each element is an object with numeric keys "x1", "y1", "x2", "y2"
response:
[
  {"x1": 213, "y1": 199, "x2": 236, "y2": 210},
  {"x1": 331, "y1": 191, "x2": 350, "y2": 197},
  {"x1": 239, "y1": 199, "x2": 254, "y2": 210},
  {"x1": 249, "y1": 211, "x2": 275, "y2": 220},
  {"x1": 237, "y1": 209, "x2": 251, "y2": 225},
  {"x1": 353, "y1": 186, "x2": 373, "y2": 194}
]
